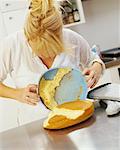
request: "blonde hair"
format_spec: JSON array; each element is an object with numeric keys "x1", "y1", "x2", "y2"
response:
[{"x1": 24, "y1": 0, "x2": 64, "y2": 58}]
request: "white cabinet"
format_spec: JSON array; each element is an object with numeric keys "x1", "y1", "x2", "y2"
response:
[
  {"x1": 18, "y1": 103, "x2": 50, "y2": 126},
  {"x1": 0, "y1": 0, "x2": 28, "y2": 12},
  {"x1": 0, "y1": 12, "x2": 7, "y2": 38},
  {"x1": 58, "y1": 0, "x2": 85, "y2": 27},
  {"x1": 0, "y1": 0, "x2": 28, "y2": 35},
  {"x1": 0, "y1": 75, "x2": 19, "y2": 133},
  {"x1": 0, "y1": 98, "x2": 19, "y2": 133},
  {"x1": 3, "y1": 9, "x2": 27, "y2": 35}
]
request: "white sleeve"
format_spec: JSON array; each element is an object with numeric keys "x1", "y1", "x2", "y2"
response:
[
  {"x1": 63, "y1": 28, "x2": 105, "y2": 70},
  {"x1": 0, "y1": 37, "x2": 13, "y2": 82},
  {"x1": 78, "y1": 35, "x2": 105, "y2": 70}
]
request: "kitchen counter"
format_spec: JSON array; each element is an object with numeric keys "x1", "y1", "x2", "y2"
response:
[
  {"x1": 0, "y1": 108, "x2": 120, "y2": 150},
  {"x1": 105, "y1": 58, "x2": 120, "y2": 68}
]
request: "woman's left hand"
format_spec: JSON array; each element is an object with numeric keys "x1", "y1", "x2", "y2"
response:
[{"x1": 83, "y1": 62, "x2": 103, "y2": 88}]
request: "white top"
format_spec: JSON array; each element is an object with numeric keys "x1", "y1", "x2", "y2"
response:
[
  {"x1": 0, "y1": 28, "x2": 104, "y2": 125},
  {"x1": 0, "y1": 28, "x2": 103, "y2": 86}
]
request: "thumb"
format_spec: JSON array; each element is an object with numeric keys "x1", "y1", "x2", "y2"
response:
[
  {"x1": 82, "y1": 68, "x2": 90, "y2": 75},
  {"x1": 28, "y1": 84, "x2": 38, "y2": 93}
]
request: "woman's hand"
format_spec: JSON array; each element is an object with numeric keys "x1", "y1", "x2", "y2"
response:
[
  {"x1": 83, "y1": 62, "x2": 103, "y2": 88},
  {"x1": 16, "y1": 84, "x2": 40, "y2": 106}
]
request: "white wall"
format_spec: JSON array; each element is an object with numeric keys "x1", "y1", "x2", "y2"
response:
[{"x1": 70, "y1": 0, "x2": 119, "y2": 51}]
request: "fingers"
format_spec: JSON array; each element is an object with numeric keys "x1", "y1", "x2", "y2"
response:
[
  {"x1": 87, "y1": 77, "x2": 96, "y2": 88},
  {"x1": 90, "y1": 77, "x2": 99, "y2": 88},
  {"x1": 86, "y1": 70, "x2": 95, "y2": 82},
  {"x1": 27, "y1": 92, "x2": 39, "y2": 101},
  {"x1": 83, "y1": 68, "x2": 98, "y2": 88},
  {"x1": 83, "y1": 68, "x2": 95, "y2": 81},
  {"x1": 24, "y1": 84, "x2": 40, "y2": 105},
  {"x1": 82, "y1": 68, "x2": 90, "y2": 75},
  {"x1": 25, "y1": 96, "x2": 38, "y2": 106}
]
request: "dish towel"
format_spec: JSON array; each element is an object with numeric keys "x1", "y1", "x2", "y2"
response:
[
  {"x1": 101, "y1": 100, "x2": 120, "y2": 116},
  {"x1": 95, "y1": 99, "x2": 120, "y2": 116}
]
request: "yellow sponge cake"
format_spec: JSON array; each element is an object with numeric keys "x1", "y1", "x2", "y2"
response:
[
  {"x1": 39, "y1": 68, "x2": 94, "y2": 130},
  {"x1": 39, "y1": 68, "x2": 71, "y2": 110},
  {"x1": 43, "y1": 100, "x2": 94, "y2": 129}
]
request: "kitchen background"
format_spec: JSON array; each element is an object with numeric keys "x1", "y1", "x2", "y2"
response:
[
  {"x1": 72, "y1": 0, "x2": 119, "y2": 50},
  {"x1": 0, "y1": 0, "x2": 119, "y2": 50},
  {"x1": 0, "y1": 0, "x2": 120, "y2": 133}
]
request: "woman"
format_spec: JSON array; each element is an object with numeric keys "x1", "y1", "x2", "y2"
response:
[{"x1": 0, "y1": 0, "x2": 104, "y2": 121}]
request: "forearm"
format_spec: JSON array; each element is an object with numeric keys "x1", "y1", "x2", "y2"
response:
[
  {"x1": 0, "y1": 82, "x2": 20, "y2": 100},
  {"x1": 0, "y1": 82, "x2": 39, "y2": 105}
]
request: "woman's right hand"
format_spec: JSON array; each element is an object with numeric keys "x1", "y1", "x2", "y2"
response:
[{"x1": 16, "y1": 84, "x2": 40, "y2": 106}]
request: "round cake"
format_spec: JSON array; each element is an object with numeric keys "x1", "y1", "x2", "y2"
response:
[{"x1": 38, "y1": 68, "x2": 94, "y2": 129}]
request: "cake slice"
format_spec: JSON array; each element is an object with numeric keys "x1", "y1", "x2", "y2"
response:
[{"x1": 43, "y1": 100, "x2": 94, "y2": 129}]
